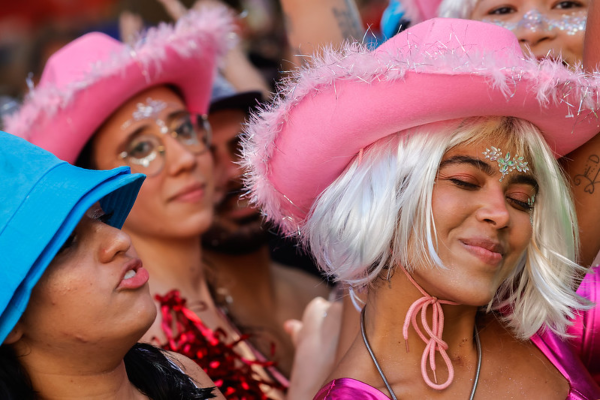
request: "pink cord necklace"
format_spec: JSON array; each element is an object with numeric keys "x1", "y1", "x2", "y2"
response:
[{"x1": 360, "y1": 267, "x2": 481, "y2": 398}]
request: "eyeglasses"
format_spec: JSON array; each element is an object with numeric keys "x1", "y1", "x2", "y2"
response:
[{"x1": 119, "y1": 112, "x2": 212, "y2": 177}]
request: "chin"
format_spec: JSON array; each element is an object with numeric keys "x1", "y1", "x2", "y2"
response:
[
  {"x1": 126, "y1": 294, "x2": 159, "y2": 340},
  {"x1": 168, "y1": 209, "x2": 214, "y2": 237}
]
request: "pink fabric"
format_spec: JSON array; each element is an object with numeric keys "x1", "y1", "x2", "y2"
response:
[
  {"x1": 242, "y1": 18, "x2": 600, "y2": 237},
  {"x1": 314, "y1": 332, "x2": 600, "y2": 399},
  {"x1": 568, "y1": 265, "x2": 600, "y2": 384},
  {"x1": 3, "y1": 9, "x2": 233, "y2": 164},
  {"x1": 314, "y1": 378, "x2": 389, "y2": 400}
]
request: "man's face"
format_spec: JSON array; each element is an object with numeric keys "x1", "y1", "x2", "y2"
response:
[{"x1": 202, "y1": 108, "x2": 270, "y2": 254}]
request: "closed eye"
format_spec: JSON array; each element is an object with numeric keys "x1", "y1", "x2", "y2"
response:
[
  {"x1": 507, "y1": 197, "x2": 533, "y2": 211},
  {"x1": 449, "y1": 178, "x2": 479, "y2": 189}
]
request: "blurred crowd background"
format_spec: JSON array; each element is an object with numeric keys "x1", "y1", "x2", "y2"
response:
[{"x1": 0, "y1": 0, "x2": 388, "y2": 111}]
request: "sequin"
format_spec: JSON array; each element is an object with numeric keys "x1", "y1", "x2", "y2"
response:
[
  {"x1": 121, "y1": 97, "x2": 170, "y2": 130},
  {"x1": 482, "y1": 10, "x2": 587, "y2": 36},
  {"x1": 483, "y1": 146, "x2": 530, "y2": 182}
]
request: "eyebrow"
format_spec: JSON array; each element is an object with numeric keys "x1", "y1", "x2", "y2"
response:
[
  {"x1": 440, "y1": 155, "x2": 539, "y2": 190},
  {"x1": 506, "y1": 174, "x2": 539, "y2": 191},
  {"x1": 439, "y1": 155, "x2": 496, "y2": 176}
]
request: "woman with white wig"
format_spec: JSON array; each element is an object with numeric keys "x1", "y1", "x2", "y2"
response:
[{"x1": 242, "y1": 17, "x2": 600, "y2": 398}]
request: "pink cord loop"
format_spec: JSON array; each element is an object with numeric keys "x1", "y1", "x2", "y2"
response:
[{"x1": 400, "y1": 267, "x2": 458, "y2": 390}]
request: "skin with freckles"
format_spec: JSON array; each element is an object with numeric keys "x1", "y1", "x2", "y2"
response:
[
  {"x1": 470, "y1": 0, "x2": 587, "y2": 66},
  {"x1": 6, "y1": 204, "x2": 157, "y2": 400}
]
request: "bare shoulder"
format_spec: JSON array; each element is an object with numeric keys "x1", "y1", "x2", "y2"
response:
[
  {"x1": 272, "y1": 262, "x2": 330, "y2": 300},
  {"x1": 164, "y1": 351, "x2": 225, "y2": 399}
]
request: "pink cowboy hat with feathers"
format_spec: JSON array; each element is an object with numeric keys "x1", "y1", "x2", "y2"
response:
[
  {"x1": 242, "y1": 18, "x2": 600, "y2": 236},
  {"x1": 3, "y1": 8, "x2": 234, "y2": 164}
]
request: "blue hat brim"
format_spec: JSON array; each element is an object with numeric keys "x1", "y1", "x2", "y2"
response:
[{"x1": 0, "y1": 164, "x2": 144, "y2": 344}]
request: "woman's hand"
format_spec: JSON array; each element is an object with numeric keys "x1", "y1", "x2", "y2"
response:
[{"x1": 284, "y1": 297, "x2": 343, "y2": 400}]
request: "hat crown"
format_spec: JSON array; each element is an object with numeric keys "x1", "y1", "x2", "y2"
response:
[
  {"x1": 377, "y1": 18, "x2": 523, "y2": 64},
  {"x1": 39, "y1": 32, "x2": 122, "y2": 90},
  {"x1": 0, "y1": 132, "x2": 64, "y2": 233}
]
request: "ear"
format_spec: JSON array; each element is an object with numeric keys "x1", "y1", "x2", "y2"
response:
[{"x1": 3, "y1": 323, "x2": 24, "y2": 345}]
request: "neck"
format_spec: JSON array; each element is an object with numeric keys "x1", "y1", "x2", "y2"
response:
[
  {"x1": 16, "y1": 343, "x2": 145, "y2": 400},
  {"x1": 126, "y1": 230, "x2": 206, "y2": 298},
  {"x1": 365, "y1": 269, "x2": 479, "y2": 384}
]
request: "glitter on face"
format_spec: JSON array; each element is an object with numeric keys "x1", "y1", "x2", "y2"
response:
[
  {"x1": 483, "y1": 147, "x2": 530, "y2": 182},
  {"x1": 121, "y1": 98, "x2": 169, "y2": 130},
  {"x1": 482, "y1": 10, "x2": 587, "y2": 36}
]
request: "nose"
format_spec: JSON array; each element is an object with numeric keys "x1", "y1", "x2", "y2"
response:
[
  {"x1": 475, "y1": 187, "x2": 511, "y2": 229},
  {"x1": 164, "y1": 134, "x2": 199, "y2": 176},
  {"x1": 515, "y1": 9, "x2": 556, "y2": 49},
  {"x1": 96, "y1": 222, "x2": 134, "y2": 264}
]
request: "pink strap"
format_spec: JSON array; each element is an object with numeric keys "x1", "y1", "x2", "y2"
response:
[{"x1": 401, "y1": 267, "x2": 458, "y2": 390}]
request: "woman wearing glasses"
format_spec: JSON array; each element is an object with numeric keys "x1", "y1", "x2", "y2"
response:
[{"x1": 3, "y1": 9, "x2": 285, "y2": 400}]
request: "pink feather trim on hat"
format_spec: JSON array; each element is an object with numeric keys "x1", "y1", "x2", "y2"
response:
[
  {"x1": 241, "y1": 18, "x2": 600, "y2": 237},
  {"x1": 4, "y1": 7, "x2": 234, "y2": 149}
]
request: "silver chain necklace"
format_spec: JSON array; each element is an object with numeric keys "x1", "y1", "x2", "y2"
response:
[{"x1": 360, "y1": 307, "x2": 481, "y2": 400}]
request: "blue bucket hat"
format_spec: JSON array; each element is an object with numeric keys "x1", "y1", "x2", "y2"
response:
[{"x1": 0, "y1": 131, "x2": 145, "y2": 344}]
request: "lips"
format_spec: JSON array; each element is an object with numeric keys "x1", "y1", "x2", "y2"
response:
[
  {"x1": 169, "y1": 182, "x2": 206, "y2": 203},
  {"x1": 460, "y1": 238, "x2": 505, "y2": 266},
  {"x1": 117, "y1": 258, "x2": 149, "y2": 290}
]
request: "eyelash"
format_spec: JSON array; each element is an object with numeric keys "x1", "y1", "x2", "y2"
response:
[
  {"x1": 98, "y1": 211, "x2": 114, "y2": 224},
  {"x1": 57, "y1": 233, "x2": 76, "y2": 254},
  {"x1": 449, "y1": 178, "x2": 534, "y2": 211},
  {"x1": 56, "y1": 211, "x2": 114, "y2": 255}
]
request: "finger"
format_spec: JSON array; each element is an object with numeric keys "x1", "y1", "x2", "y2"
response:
[
  {"x1": 284, "y1": 319, "x2": 303, "y2": 346},
  {"x1": 156, "y1": 0, "x2": 188, "y2": 20}
]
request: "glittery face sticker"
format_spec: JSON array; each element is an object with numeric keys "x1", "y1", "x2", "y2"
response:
[
  {"x1": 483, "y1": 147, "x2": 530, "y2": 182},
  {"x1": 482, "y1": 9, "x2": 586, "y2": 36},
  {"x1": 121, "y1": 98, "x2": 170, "y2": 133}
]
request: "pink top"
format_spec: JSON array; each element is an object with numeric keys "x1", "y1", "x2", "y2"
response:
[
  {"x1": 568, "y1": 265, "x2": 600, "y2": 384},
  {"x1": 314, "y1": 330, "x2": 600, "y2": 399}
]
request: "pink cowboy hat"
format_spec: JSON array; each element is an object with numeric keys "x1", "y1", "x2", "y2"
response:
[
  {"x1": 402, "y1": 0, "x2": 443, "y2": 24},
  {"x1": 242, "y1": 18, "x2": 600, "y2": 236},
  {"x1": 3, "y1": 8, "x2": 234, "y2": 164}
]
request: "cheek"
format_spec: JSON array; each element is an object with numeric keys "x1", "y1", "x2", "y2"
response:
[
  {"x1": 563, "y1": 31, "x2": 584, "y2": 60},
  {"x1": 509, "y1": 213, "x2": 533, "y2": 253},
  {"x1": 431, "y1": 187, "x2": 471, "y2": 234},
  {"x1": 126, "y1": 178, "x2": 163, "y2": 221},
  {"x1": 21, "y1": 265, "x2": 103, "y2": 339}
]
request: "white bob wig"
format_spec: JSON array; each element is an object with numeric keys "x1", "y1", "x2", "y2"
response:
[
  {"x1": 437, "y1": 0, "x2": 478, "y2": 19},
  {"x1": 303, "y1": 116, "x2": 589, "y2": 339}
]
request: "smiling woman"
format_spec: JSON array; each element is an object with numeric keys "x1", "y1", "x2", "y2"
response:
[
  {"x1": 241, "y1": 18, "x2": 600, "y2": 398},
  {"x1": 0, "y1": 132, "x2": 221, "y2": 400}
]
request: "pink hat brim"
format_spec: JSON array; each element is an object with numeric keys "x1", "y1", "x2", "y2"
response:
[
  {"x1": 242, "y1": 18, "x2": 600, "y2": 236},
  {"x1": 4, "y1": 8, "x2": 233, "y2": 164}
]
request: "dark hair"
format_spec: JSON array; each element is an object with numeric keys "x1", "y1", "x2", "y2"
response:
[{"x1": 0, "y1": 342, "x2": 216, "y2": 400}]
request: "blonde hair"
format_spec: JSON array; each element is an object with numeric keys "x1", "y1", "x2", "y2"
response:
[{"x1": 304, "y1": 116, "x2": 588, "y2": 339}]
